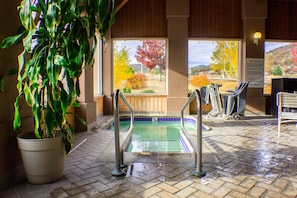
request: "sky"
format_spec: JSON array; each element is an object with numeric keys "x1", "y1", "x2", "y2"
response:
[
  {"x1": 188, "y1": 40, "x2": 216, "y2": 67},
  {"x1": 113, "y1": 40, "x2": 291, "y2": 68},
  {"x1": 264, "y1": 42, "x2": 289, "y2": 52}
]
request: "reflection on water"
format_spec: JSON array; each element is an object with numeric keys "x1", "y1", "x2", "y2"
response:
[
  {"x1": 131, "y1": 126, "x2": 182, "y2": 152},
  {"x1": 124, "y1": 120, "x2": 196, "y2": 153}
]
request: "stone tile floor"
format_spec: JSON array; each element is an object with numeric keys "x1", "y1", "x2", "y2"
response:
[{"x1": 1, "y1": 115, "x2": 297, "y2": 197}]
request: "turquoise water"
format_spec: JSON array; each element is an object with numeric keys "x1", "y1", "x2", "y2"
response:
[{"x1": 109, "y1": 118, "x2": 196, "y2": 153}]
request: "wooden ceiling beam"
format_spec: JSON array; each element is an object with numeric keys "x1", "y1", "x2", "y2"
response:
[{"x1": 116, "y1": 0, "x2": 129, "y2": 13}]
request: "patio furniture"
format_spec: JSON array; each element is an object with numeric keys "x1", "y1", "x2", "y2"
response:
[
  {"x1": 223, "y1": 82, "x2": 249, "y2": 120},
  {"x1": 276, "y1": 92, "x2": 297, "y2": 137}
]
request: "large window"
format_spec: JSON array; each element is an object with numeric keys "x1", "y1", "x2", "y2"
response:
[
  {"x1": 264, "y1": 41, "x2": 297, "y2": 94},
  {"x1": 113, "y1": 40, "x2": 166, "y2": 94},
  {"x1": 188, "y1": 40, "x2": 240, "y2": 93},
  {"x1": 93, "y1": 36, "x2": 103, "y2": 95}
]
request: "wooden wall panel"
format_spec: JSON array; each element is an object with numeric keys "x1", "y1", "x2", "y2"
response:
[
  {"x1": 112, "y1": 0, "x2": 297, "y2": 40},
  {"x1": 112, "y1": 0, "x2": 167, "y2": 38},
  {"x1": 118, "y1": 95, "x2": 167, "y2": 114},
  {"x1": 266, "y1": 0, "x2": 297, "y2": 40},
  {"x1": 94, "y1": 96, "x2": 104, "y2": 116},
  {"x1": 189, "y1": 0, "x2": 243, "y2": 38}
]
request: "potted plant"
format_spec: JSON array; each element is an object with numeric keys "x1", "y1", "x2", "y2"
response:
[{"x1": 0, "y1": 0, "x2": 115, "y2": 184}]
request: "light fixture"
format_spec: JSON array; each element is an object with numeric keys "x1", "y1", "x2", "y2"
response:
[{"x1": 253, "y1": 31, "x2": 262, "y2": 45}]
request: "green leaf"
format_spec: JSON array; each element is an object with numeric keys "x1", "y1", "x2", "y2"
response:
[
  {"x1": 23, "y1": 29, "x2": 36, "y2": 52},
  {"x1": 60, "y1": 88, "x2": 68, "y2": 112},
  {"x1": 19, "y1": 0, "x2": 32, "y2": 29},
  {"x1": 46, "y1": 1, "x2": 60, "y2": 37},
  {"x1": 86, "y1": 36, "x2": 97, "y2": 65},
  {"x1": 13, "y1": 95, "x2": 22, "y2": 131},
  {"x1": 65, "y1": 71, "x2": 74, "y2": 95},
  {"x1": 54, "y1": 55, "x2": 68, "y2": 67},
  {"x1": 98, "y1": 0, "x2": 109, "y2": 23},
  {"x1": 76, "y1": 115, "x2": 86, "y2": 126},
  {"x1": 45, "y1": 108, "x2": 55, "y2": 137},
  {"x1": 23, "y1": 83, "x2": 33, "y2": 106},
  {"x1": 17, "y1": 51, "x2": 25, "y2": 72},
  {"x1": 97, "y1": 0, "x2": 116, "y2": 38},
  {"x1": 32, "y1": 105, "x2": 41, "y2": 139},
  {"x1": 16, "y1": 51, "x2": 26, "y2": 92},
  {"x1": 29, "y1": 5, "x2": 39, "y2": 12},
  {"x1": 72, "y1": 102, "x2": 80, "y2": 107},
  {"x1": 37, "y1": 0, "x2": 47, "y2": 14},
  {"x1": 0, "y1": 30, "x2": 28, "y2": 49},
  {"x1": 46, "y1": 47, "x2": 56, "y2": 84}
]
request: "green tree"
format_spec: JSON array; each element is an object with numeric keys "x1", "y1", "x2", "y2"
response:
[
  {"x1": 210, "y1": 41, "x2": 238, "y2": 78},
  {"x1": 113, "y1": 47, "x2": 134, "y2": 89},
  {"x1": 270, "y1": 65, "x2": 283, "y2": 76}
]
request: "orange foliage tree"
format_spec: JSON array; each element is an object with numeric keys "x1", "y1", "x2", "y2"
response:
[
  {"x1": 126, "y1": 73, "x2": 146, "y2": 89},
  {"x1": 191, "y1": 75, "x2": 211, "y2": 88}
]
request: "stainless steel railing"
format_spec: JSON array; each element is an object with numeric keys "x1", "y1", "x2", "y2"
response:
[
  {"x1": 180, "y1": 89, "x2": 206, "y2": 177},
  {"x1": 112, "y1": 89, "x2": 134, "y2": 176}
]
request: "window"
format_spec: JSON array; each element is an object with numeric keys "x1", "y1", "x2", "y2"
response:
[
  {"x1": 264, "y1": 41, "x2": 297, "y2": 95},
  {"x1": 113, "y1": 40, "x2": 166, "y2": 94},
  {"x1": 93, "y1": 36, "x2": 103, "y2": 95},
  {"x1": 188, "y1": 40, "x2": 240, "y2": 93}
]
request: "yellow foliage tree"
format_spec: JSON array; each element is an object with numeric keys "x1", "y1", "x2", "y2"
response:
[
  {"x1": 113, "y1": 47, "x2": 134, "y2": 89},
  {"x1": 211, "y1": 41, "x2": 238, "y2": 78}
]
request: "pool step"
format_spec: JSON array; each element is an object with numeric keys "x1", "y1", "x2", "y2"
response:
[{"x1": 123, "y1": 151, "x2": 193, "y2": 164}]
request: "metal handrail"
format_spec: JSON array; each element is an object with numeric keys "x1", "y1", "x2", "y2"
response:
[
  {"x1": 112, "y1": 89, "x2": 134, "y2": 176},
  {"x1": 180, "y1": 89, "x2": 206, "y2": 177}
]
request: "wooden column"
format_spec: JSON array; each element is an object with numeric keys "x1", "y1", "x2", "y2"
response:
[
  {"x1": 102, "y1": 30, "x2": 114, "y2": 115},
  {"x1": 241, "y1": 0, "x2": 267, "y2": 114},
  {"x1": 76, "y1": 64, "x2": 96, "y2": 131},
  {"x1": 166, "y1": 0, "x2": 190, "y2": 114}
]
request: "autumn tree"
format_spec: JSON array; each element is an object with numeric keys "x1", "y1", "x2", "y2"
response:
[
  {"x1": 113, "y1": 47, "x2": 134, "y2": 89},
  {"x1": 291, "y1": 43, "x2": 297, "y2": 63},
  {"x1": 265, "y1": 52, "x2": 275, "y2": 76},
  {"x1": 135, "y1": 40, "x2": 166, "y2": 80},
  {"x1": 191, "y1": 75, "x2": 211, "y2": 88},
  {"x1": 210, "y1": 41, "x2": 238, "y2": 78}
]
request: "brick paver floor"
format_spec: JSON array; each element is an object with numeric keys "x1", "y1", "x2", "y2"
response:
[{"x1": 1, "y1": 115, "x2": 297, "y2": 198}]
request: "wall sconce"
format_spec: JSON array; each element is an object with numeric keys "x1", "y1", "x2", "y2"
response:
[{"x1": 253, "y1": 32, "x2": 262, "y2": 45}]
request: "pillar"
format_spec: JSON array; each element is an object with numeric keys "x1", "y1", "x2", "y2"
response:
[
  {"x1": 102, "y1": 30, "x2": 114, "y2": 115},
  {"x1": 241, "y1": 0, "x2": 267, "y2": 114},
  {"x1": 76, "y1": 65, "x2": 96, "y2": 131},
  {"x1": 166, "y1": 0, "x2": 190, "y2": 114}
]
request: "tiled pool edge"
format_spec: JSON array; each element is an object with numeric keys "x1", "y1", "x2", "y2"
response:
[{"x1": 104, "y1": 115, "x2": 197, "y2": 130}]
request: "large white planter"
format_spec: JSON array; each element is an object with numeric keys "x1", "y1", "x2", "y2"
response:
[{"x1": 17, "y1": 132, "x2": 65, "y2": 184}]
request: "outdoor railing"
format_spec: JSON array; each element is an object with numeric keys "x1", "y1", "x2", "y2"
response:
[
  {"x1": 112, "y1": 89, "x2": 134, "y2": 176},
  {"x1": 180, "y1": 89, "x2": 206, "y2": 177}
]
